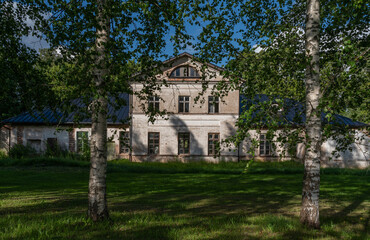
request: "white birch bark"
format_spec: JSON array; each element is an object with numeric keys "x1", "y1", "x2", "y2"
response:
[
  {"x1": 300, "y1": 0, "x2": 321, "y2": 229},
  {"x1": 88, "y1": 0, "x2": 110, "y2": 221}
]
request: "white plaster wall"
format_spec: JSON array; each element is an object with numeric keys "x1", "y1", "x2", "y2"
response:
[
  {"x1": 10, "y1": 128, "x2": 17, "y2": 148},
  {"x1": 131, "y1": 114, "x2": 238, "y2": 157},
  {"x1": 132, "y1": 82, "x2": 239, "y2": 115},
  {"x1": 321, "y1": 130, "x2": 369, "y2": 168},
  {"x1": 72, "y1": 126, "x2": 129, "y2": 153},
  {"x1": 238, "y1": 129, "x2": 369, "y2": 168},
  {"x1": 239, "y1": 130, "x2": 292, "y2": 160},
  {"x1": 6, "y1": 126, "x2": 129, "y2": 156},
  {"x1": 22, "y1": 126, "x2": 69, "y2": 152}
]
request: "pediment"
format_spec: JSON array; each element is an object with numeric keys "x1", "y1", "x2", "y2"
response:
[{"x1": 160, "y1": 53, "x2": 224, "y2": 82}]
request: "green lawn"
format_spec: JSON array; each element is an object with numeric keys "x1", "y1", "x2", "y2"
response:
[{"x1": 0, "y1": 159, "x2": 369, "y2": 239}]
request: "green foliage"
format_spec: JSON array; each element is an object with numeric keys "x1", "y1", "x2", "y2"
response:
[
  {"x1": 0, "y1": 1, "x2": 54, "y2": 122},
  {"x1": 189, "y1": 0, "x2": 369, "y2": 156},
  {"x1": 28, "y1": 0, "x2": 194, "y2": 124},
  {"x1": 8, "y1": 144, "x2": 37, "y2": 159},
  {"x1": 0, "y1": 150, "x2": 7, "y2": 159}
]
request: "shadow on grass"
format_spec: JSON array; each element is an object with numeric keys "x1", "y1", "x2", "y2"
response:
[{"x1": 0, "y1": 165, "x2": 369, "y2": 239}]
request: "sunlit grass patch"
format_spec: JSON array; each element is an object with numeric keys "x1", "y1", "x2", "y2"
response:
[{"x1": 0, "y1": 160, "x2": 368, "y2": 239}]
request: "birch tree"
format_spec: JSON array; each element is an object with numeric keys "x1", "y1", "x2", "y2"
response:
[
  {"x1": 88, "y1": 0, "x2": 110, "y2": 221},
  {"x1": 27, "y1": 0, "x2": 191, "y2": 221},
  {"x1": 191, "y1": 0, "x2": 369, "y2": 228},
  {"x1": 301, "y1": 0, "x2": 321, "y2": 228}
]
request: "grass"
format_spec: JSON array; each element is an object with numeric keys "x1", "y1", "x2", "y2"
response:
[{"x1": 0, "y1": 158, "x2": 369, "y2": 239}]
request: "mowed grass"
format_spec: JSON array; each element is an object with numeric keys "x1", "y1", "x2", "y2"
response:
[{"x1": 0, "y1": 158, "x2": 369, "y2": 240}]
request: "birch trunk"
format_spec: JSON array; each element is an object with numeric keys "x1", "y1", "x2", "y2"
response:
[
  {"x1": 88, "y1": 0, "x2": 110, "y2": 221},
  {"x1": 300, "y1": 0, "x2": 321, "y2": 229}
]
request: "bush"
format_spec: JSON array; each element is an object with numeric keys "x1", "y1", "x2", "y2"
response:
[
  {"x1": 9, "y1": 144, "x2": 37, "y2": 159},
  {"x1": 44, "y1": 143, "x2": 69, "y2": 158},
  {"x1": 0, "y1": 150, "x2": 7, "y2": 159}
]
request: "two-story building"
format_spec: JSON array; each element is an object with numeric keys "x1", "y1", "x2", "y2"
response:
[
  {"x1": 1, "y1": 53, "x2": 369, "y2": 167},
  {"x1": 130, "y1": 53, "x2": 239, "y2": 162}
]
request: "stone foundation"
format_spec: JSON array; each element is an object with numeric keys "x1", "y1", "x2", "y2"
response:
[{"x1": 132, "y1": 155, "x2": 238, "y2": 163}]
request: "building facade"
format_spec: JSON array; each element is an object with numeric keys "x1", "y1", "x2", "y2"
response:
[
  {"x1": 130, "y1": 53, "x2": 239, "y2": 162},
  {"x1": 1, "y1": 53, "x2": 369, "y2": 168}
]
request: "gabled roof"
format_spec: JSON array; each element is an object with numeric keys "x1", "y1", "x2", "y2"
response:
[
  {"x1": 3, "y1": 93, "x2": 129, "y2": 125},
  {"x1": 239, "y1": 94, "x2": 367, "y2": 128},
  {"x1": 163, "y1": 52, "x2": 225, "y2": 71}
]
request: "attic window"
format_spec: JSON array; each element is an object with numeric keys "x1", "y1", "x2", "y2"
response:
[{"x1": 170, "y1": 66, "x2": 200, "y2": 77}]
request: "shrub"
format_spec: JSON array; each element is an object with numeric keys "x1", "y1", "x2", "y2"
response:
[
  {"x1": 44, "y1": 143, "x2": 69, "y2": 158},
  {"x1": 0, "y1": 150, "x2": 7, "y2": 159},
  {"x1": 9, "y1": 144, "x2": 37, "y2": 159}
]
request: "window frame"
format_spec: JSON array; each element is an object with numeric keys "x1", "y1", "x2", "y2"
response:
[
  {"x1": 170, "y1": 65, "x2": 200, "y2": 78},
  {"x1": 148, "y1": 132, "x2": 160, "y2": 155},
  {"x1": 119, "y1": 131, "x2": 130, "y2": 154},
  {"x1": 178, "y1": 132, "x2": 190, "y2": 155},
  {"x1": 76, "y1": 131, "x2": 89, "y2": 153},
  {"x1": 208, "y1": 96, "x2": 220, "y2": 114},
  {"x1": 178, "y1": 96, "x2": 190, "y2": 113},
  {"x1": 148, "y1": 96, "x2": 160, "y2": 112},
  {"x1": 208, "y1": 133, "x2": 220, "y2": 156},
  {"x1": 259, "y1": 134, "x2": 272, "y2": 156}
]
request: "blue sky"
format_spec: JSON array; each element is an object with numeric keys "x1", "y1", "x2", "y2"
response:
[{"x1": 22, "y1": 7, "x2": 249, "y2": 67}]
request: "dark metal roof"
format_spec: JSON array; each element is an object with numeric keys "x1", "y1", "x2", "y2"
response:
[
  {"x1": 3, "y1": 93, "x2": 365, "y2": 128},
  {"x1": 239, "y1": 94, "x2": 367, "y2": 128},
  {"x1": 3, "y1": 93, "x2": 129, "y2": 125}
]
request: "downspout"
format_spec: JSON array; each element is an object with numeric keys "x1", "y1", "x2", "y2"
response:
[
  {"x1": 8, "y1": 127, "x2": 10, "y2": 152},
  {"x1": 129, "y1": 93, "x2": 133, "y2": 162}
]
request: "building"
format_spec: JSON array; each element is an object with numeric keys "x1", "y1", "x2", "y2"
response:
[{"x1": 1, "y1": 53, "x2": 369, "y2": 168}]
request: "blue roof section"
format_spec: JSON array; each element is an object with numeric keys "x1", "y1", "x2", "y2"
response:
[
  {"x1": 3, "y1": 93, "x2": 130, "y2": 125},
  {"x1": 3, "y1": 93, "x2": 366, "y2": 128},
  {"x1": 239, "y1": 94, "x2": 367, "y2": 128}
]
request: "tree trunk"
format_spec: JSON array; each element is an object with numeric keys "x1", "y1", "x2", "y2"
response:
[
  {"x1": 88, "y1": 0, "x2": 110, "y2": 221},
  {"x1": 300, "y1": 0, "x2": 321, "y2": 229}
]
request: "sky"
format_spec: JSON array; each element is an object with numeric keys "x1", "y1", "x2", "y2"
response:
[
  {"x1": 22, "y1": 19, "x2": 223, "y2": 64},
  {"x1": 20, "y1": 3, "x2": 259, "y2": 67}
]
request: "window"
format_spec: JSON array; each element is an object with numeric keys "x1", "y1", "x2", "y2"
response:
[
  {"x1": 148, "y1": 96, "x2": 160, "y2": 111},
  {"x1": 119, "y1": 131, "x2": 130, "y2": 154},
  {"x1": 178, "y1": 132, "x2": 190, "y2": 154},
  {"x1": 47, "y1": 138, "x2": 58, "y2": 152},
  {"x1": 259, "y1": 134, "x2": 271, "y2": 156},
  {"x1": 170, "y1": 66, "x2": 200, "y2": 77},
  {"x1": 208, "y1": 133, "x2": 220, "y2": 155},
  {"x1": 27, "y1": 139, "x2": 41, "y2": 153},
  {"x1": 208, "y1": 96, "x2": 219, "y2": 113},
  {"x1": 179, "y1": 96, "x2": 190, "y2": 113},
  {"x1": 76, "y1": 131, "x2": 89, "y2": 153},
  {"x1": 148, "y1": 132, "x2": 160, "y2": 155}
]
